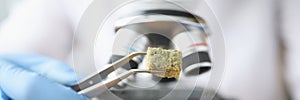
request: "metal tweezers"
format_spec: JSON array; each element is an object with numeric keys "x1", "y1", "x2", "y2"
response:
[{"x1": 71, "y1": 52, "x2": 163, "y2": 97}]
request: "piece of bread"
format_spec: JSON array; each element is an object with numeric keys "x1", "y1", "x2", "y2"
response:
[{"x1": 146, "y1": 47, "x2": 182, "y2": 78}]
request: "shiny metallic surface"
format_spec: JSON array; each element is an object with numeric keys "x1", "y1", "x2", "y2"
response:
[
  {"x1": 103, "y1": 9, "x2": 213, "y2": 99},
  {"x1": 75, "y1": 0, "x2": 225, "y2": 99}
]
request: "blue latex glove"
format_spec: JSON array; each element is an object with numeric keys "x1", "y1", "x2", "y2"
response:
[{"x1": 0, "y1": 54, "x2": 87, "y2": 100}]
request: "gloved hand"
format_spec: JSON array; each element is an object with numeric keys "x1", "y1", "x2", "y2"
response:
[{"x1": 0, "y1": 54, "x2": 87, "y2": 100}]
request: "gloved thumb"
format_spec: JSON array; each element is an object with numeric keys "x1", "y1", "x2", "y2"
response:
[
  {"x1": 0, "y1": 60, "x2": 86, "y2": 100},
  {"x1": 0, "y1": 54, "x2": 79, "y2": 86}
]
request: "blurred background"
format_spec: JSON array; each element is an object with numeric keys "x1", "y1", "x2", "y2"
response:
[
  {"x1": 0, "y1": 0, "x2": 20, "y2": 23},
  {"x1": 0, "y1": 0, "x2": 299, "y2": 99}
]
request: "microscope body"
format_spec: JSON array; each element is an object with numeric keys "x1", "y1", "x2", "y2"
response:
[
  {"x1": 99, "y1": 0, "x2": 216, "y2": 99},
  {"x1": 110, "y1": 6, "x2": 211, "y2": 77},
  {"x1": 71, "y1": 0, "x2": 225, "y2": 99}
]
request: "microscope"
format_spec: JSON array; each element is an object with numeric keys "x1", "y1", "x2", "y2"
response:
[
  {"x1": 101, "y1": 0, "x2": 216, "y2": 100},
  {"x1": 110, "y1": 2, "x2": 211, "y2": 80},
  {"x1": 72, "y1": 0, "x2": 225, "y2": 99}
]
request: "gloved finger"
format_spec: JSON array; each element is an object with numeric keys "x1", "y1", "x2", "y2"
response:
[
  {"x1": 0, "y1": 54, "x2": 79, "y2": 86},
  {"x1": 0, "y1": 87, "x2": 9, "y2": 100},
  {"x1": 0, "y1": 60, "x2": 87, "y2": 100}
]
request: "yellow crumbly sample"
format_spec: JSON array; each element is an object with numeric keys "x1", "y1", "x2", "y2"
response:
[{"x1": 146, "y1": 47, "x2": 182, "y2": 78}]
